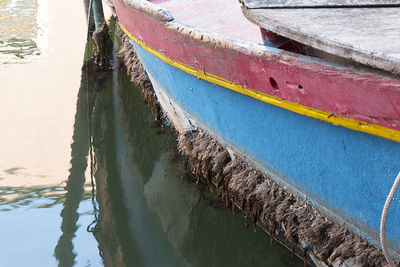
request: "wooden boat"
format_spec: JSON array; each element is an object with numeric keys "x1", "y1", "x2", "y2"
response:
[{"x1": 108, "y1": 0, "x2": 400, "y2": 265}]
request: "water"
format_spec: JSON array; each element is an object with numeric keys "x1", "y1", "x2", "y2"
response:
[{"x1": 0, "y1": 0, "x2": 304, "y2": 266}]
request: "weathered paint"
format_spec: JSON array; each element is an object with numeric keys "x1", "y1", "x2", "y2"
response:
[
  {"x1": 132, "y1": 41, "x2": 400, "y2": 254},
  {"x1": 119, "y1": 23, "x2": 400, "y2": 144},
  {"x1": 154, "y1": 0, "x2": 261, "y2": 43},
  {"x1": 112, "y1": 0, "x2": 400, "y2": 138}
]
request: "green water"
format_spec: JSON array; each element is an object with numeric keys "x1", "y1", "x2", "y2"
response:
[{"x1": 0, "y1": 0, "x2": 304, "y2": 266}]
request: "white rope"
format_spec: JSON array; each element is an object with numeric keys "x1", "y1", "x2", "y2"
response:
[{"x1": 380, "y1": 170, "x2": 400, "y2": 267}]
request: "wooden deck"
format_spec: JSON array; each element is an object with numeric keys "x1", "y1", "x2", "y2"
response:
[
  {"x1": 242, "y1": 4, "x2": 400, "y2": 74},
  {"x1": 150, "y1": 0, "x2": 261, "y2": 43}
]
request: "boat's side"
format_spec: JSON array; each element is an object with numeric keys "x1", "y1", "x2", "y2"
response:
[
  {"x1": 134, "y1": 36, "x2": 400, "y2": 254},
  {"x1": 111, "y1": 0, "x2": 400, "y2": 257},
  {"x1": 113, "y1": 0, "x2": 400, "y2": 143}
]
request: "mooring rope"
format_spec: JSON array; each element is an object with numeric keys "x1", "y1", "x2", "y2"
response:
[{"x1": 380, "y1": 170, "x2": 400, "y2": 267}]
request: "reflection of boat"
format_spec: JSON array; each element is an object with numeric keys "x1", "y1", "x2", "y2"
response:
[
  {"x1": 90, "y1": 62, "x2": 302, "y2": 266},
  {"x1": 109, "y1": 0, "x2": 400, "y2": 265}
]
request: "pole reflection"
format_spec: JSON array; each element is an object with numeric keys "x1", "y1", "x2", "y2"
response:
[{"x1": 54, "y1": 37, "x2": 108, "y2": 266}]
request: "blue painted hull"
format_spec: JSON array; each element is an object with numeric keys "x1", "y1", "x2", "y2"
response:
[{"x1": 133, "y1": 43, "x2": 400, "y2": 254}]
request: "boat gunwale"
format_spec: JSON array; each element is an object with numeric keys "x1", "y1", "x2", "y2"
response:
[{"x1": 120, "y1": 0, "x2": 400, "y2": 79}]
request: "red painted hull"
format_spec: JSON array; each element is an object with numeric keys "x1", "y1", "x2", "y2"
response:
[{"x1": 112, "y1": 0, "x2": 400, "y2": 132}]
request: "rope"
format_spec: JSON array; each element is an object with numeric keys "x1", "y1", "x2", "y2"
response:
[{"x1": 380, "y1": 171, "x2": 400, "y2": 267}]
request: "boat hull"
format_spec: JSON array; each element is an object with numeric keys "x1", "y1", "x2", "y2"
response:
[
  {"x1": 132, "y1": 40, "x2": 400, "y2": 254},
  {"x1": 112, "y1": 0, "x2": 400, "y2": 258},
  {"x1": 112, "y1": 0, "x2": 400, "y2": 140}
]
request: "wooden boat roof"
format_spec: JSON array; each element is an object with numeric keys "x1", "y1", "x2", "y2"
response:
[{"x1": 242, "y1": 1, "x2": 400, "y2": 74}]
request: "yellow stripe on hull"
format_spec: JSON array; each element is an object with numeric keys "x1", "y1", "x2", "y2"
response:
[{"x1": 119, "y1": 23, "x2": 400, "y2": 143}]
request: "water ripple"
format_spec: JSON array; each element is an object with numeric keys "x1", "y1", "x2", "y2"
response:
[{"x1": 0, "y1": 0, "x2": 48, "y2": 65}]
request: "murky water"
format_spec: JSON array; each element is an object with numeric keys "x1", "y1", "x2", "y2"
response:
[{"x1": 0, "y1": 0, "x2": 304, "y2": 266}]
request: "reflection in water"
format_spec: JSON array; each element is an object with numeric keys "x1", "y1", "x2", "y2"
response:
[
  {"x1": 89, "y1": 65, "x2": 303, "y2": 267},
  {"x1": 0, "y1": 0, "x2": 48, "y2": 65},
  {"x1": 0, "y1": 3, "x2": 304, "y2": 262},
  {"x1": 54, "y1": 37, "x2": 108, "y2": 265},
  {"x1": 0, "y1": 0, "x2": 99, "y2": 266},
  {"x1": 72, "y1": 20, "x2": 304, "y2": 266},
  {"x1": 0, "y1": 185, "x2": 66, "y2": 211},
  {"x1": 0, "y1": 182, "x2": 94, "y2": 212}
]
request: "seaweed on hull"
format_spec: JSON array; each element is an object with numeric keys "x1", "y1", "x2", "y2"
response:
[
  {"x1": 177, "y1": 130, "x2": 393, "y2": 267},
  {"x1": 117, "y1": 27, "x2": 399, "y2": 267},
  {"x1": 117, "y1": 32, "x2": 160, "y2": 112}
]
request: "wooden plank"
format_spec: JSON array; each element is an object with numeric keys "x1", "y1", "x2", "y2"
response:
[
  {"x1": 242, "y1": 7, "x2": 400, "y2": 74},
  {"x1": 243, "y1": 0, "x2": 400, "y2": 8}
]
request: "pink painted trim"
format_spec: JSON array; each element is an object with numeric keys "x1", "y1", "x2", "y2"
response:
[{"x1": 113, "y1": 0, "x2": 400, "y2": 131}]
